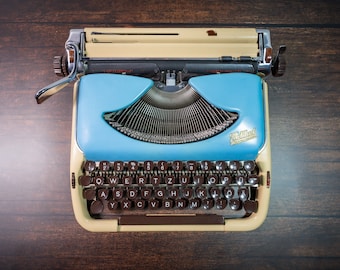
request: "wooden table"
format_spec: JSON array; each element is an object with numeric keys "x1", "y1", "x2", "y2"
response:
[{"x1": 0, "y1": 1, "x2": 339, "y2": 269}]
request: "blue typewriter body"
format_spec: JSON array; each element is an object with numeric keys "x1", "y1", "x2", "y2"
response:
[{"x1": 76, "y1": 73, "x2": 265, "y2": 162}]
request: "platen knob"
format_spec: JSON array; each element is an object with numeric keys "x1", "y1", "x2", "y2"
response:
[{"x1": 53, "y1": 55, "x2": 68, "y2": 77}]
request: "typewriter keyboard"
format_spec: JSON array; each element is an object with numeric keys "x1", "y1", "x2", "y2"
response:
[{"x1": 78, "y1": 160, "x2": 260, "y2": 219}]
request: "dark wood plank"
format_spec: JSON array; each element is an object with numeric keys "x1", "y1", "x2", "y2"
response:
[
  {"x1": 0, "y1": 0, "x2": 339, "y2": 25},
  {"x1": 0, "y1": 0, "x2": 339, "y2": 269}
]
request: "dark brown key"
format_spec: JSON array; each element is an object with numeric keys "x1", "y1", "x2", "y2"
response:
[
  {"x1": 243, "y1": 160, "x2": 256, "y2": 171},
  {"x1": 149, "y1": 199, "x2": 160, "y2": 209},
  {"x1": 98, "y1": 188, "x2": 109, "y2": 200},
  {"x1": 141, "y1": 188, "x2": 152, "y2": 200},
  {"x1": 122, "y1": 176, "x2": 133, "y2": 186},
  {"x1": 150, "y1": 175, "x2": 162, "y2": 186},
  {"x1": 193, "y1": 175, "x2": 204, "y2": 185},
  {"x1": 210, "y1": 187, "x2": 221, "y2": 198},
  {"x1": 179, "y1": 175, "x2": 190, "y2": 186},
  {"x1": 238, "y1": 188, "x2": 249, "y2": 201},
  {"x1": 189, "y1": 198, "x2": 201, "y2": 209},
  {"x1": 165, "y1": 175, "x2": 176, "y2": 185},
  {"x1": 135, "y1": 199, "x2": 146, "y2": 209},
  {"x1": 113, "y1": 161, "x2": 124, "y2": 172},
  {"x1": 207, "y1": 175, "x2": 218, "y2": 185},
  {"x1": 107, "y1": 176, "x2": 120, "y2": 186},
  {"x1": 216, "y1": 198, "x2": 227, "y2": 209},
  {"x1": 83, "y1": 189, "x2": 96, "y2": 200},
  {"x1": 229, "y1": 160, "x2": 240, "y2": 171},
  {"x1": 229, "y1": 199, "x2": 241, "y2": 210},
  {"x1": 99, "y1": 161, "x2": 111, "y2": 171},
  {"x1": 94, "y1": 176, "x2": 105, "y2": 186},
  {"x1": 196, "y1": 187, "x2": 208, "y2": 199},
  {"x1": 83, "y1": 160, "x2": 96, "y2": 172},
  {"x1": 172, "y1": 160, "x2": 183, "y2": 171},
  {"x1": 127, "y1": 188, "x2": 138, "y2": 200},
  {"x1": 186, "y1": 161, "x2": 196, "y2": 171},
  {"x1": 215, "y1": 161, "x2": 227, "y2": 171},
  {"x1": 90, "y1": 200, "x2": 104, "y2": 214},
  {"x1": 247, "y1": 175, "x2": 259, "y2": 185},
  {"x1": 244, "y1": 200, "x2": 258, "y2": 213},
  {"x1": 108, "y1": 200, "x2": 118, "y2": 210},
  {"x1": 128, "y1": 161, "x2": 139, "y2": 171},
  {"x1": 168, "y1": 188, "x2": 179, "y2": 199},
  {"x1": 112, "y1": 188, "x2": 124, "y2": 200},
  {"x1": 143, "y1": 160, "x2": 154, "y2": 171},
  {"x1": 158, "y1": 160, "x2": 168, "y2": 171},
  {"x1": 175, "y1": 198, "x2": 187, "y2": 209},
  {"x1": 79, "y1": 175, "x2": 92, "y2": 186},
  {"x1": 201, "y1": 160, "x2": 212, "y2": 171},
  {"x1": 224, "y1": 187, "x2": 234, "y2": 199},
  {"x1": 136, "y1": 175, "x2": 147, "y2": 186},
  {"x1": 121, "y1": 199, "x2": 133, "y2": 210},
  {"x1": 163, "y1": 198, "x2": 174, "y2": 209},
  {"x1": 235, "y1": 175, "x2": 246, "y2": 186},
  {"x1": 182, "y1": 187, "x2": 193, "y2": 199},
  {"x1": 220, "y1": 174, "x2": 232, "y2": 185},
  {"x1": 155, "y1": 188, "x2": 166, "y2": 200},
  {"x1": 202, "y1": 198, "x2": 214, "y2": 209}
]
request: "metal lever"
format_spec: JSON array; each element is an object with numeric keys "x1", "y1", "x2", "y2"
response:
[
  {"x1": 271, "y1": 45, "x2": 286, "y2": 77},
  {"x1": 35, "y1": 43, "x2": 79, "y2": 104}
]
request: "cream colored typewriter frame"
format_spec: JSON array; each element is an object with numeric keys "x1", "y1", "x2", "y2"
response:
[
  {"x1": 70, "y1": 79, "x2": 271, "y2": 232},
  {"x1": 70, "y1": 27, "x2": 270, "y2": 232}
]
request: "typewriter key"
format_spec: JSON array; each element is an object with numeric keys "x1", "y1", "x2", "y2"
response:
[
  {"x1": 235, "y1": 175, "x2": 246, "y2": 186},
  {"x1": 99, "y1": 161, "x2": 110, "y2": 171},
  {"x1": 98, "y1": 188, "x2": 109, "y2": 200},
  {"x1": 158, "y1": 161, "x2": 168, "y2": 171},
  {"x1": 229, "y1": 199, "x2": 241, "y2": 211},
  {"x1": 83, "y1": 189, "x2": 96, "y2": 200},
  {"x1": 90, "y1": 200, "x2": 104, "y2": 214},
  {"x1": 172, "y1": 160, "x2": 183, "y2": 171},
  {"x1": 210, "y1": 187, "x2": 221, "y2": 198},
  {"x1": 238, "y1": 188, "x2": 249, "y2": 201},
  {"x1": 135, "y1": 199, "x2": 146, "y2": 209},
  {"x1": 243, "y1": 160, "x2": 256, "y2": 171},
  {"x1": 215, "y1": 161, "x2": 227, "y2": 171},
  {"x1": 94, "y1": 176, "x2": 105, "y2": 186},
  {"x1": 202, "y1": 199, "x2": 214, "y2": 209},
  {"x1": 189, "y1": 198, "x2": 201, "y2": 209},
  {"x1": 229, "y1": 161, "x2": 240, "y2": 171},
  {"x1": 224, "y1": 187, "x2": 234, "y2": 199},
  {"x1": 201, "y1": 160, "x2": 212, "y2": 171},
  {"x1": 79, "y1": 175, "x2": 92, "y2": 186},
  {"x1": 163, "y1": 199, "x2": 174, "y2": 209},
  {"x1": 143, "y1": 161, "x2": 154, "y2": 171},
  {"x1": 244, "y1": 200, "x2": 258, "y2": 213},
  {"x1": 247, "y1": 175, "x2": 259, "y2": 185},
  {"x1": 216, "y1": 198, "x2": 227, "y2": 210},
  {"x1": 108, "y1": 200, "x2": 118, "y2": 211},
  {"x1": 83, "y1": 160, "x2": 96, "y2": 172}
]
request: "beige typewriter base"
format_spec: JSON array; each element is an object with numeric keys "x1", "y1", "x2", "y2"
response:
[{"x1": 70, "y1": 80, "x2": 271, "y2": 232}]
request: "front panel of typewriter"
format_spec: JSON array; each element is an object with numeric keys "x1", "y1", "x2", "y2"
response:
[{"x1": 36, "y1": 27, "x2": 285, "y2": 232}]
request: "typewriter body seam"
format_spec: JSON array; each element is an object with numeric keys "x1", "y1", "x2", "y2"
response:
[{"x1": 36, "y1": 27, "x2": 285, "y2": 232}]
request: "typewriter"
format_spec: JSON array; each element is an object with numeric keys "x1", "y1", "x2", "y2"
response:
[{"x1": 36, "y1": 27, "x2": 285, "y2": 232}]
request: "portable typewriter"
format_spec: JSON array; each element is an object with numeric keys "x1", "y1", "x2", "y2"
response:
[{"x1": 36, "y1": 27, "x2": 285, "y2": 232}]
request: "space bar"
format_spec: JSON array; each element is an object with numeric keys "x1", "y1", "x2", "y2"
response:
[{"x1": 119, "y1": 214, "x2": 225, "y2": 225}]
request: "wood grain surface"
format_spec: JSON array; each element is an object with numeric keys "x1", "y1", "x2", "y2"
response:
[{"x1": 0, "y1": 1, "x2": 339, "y2": 269}]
